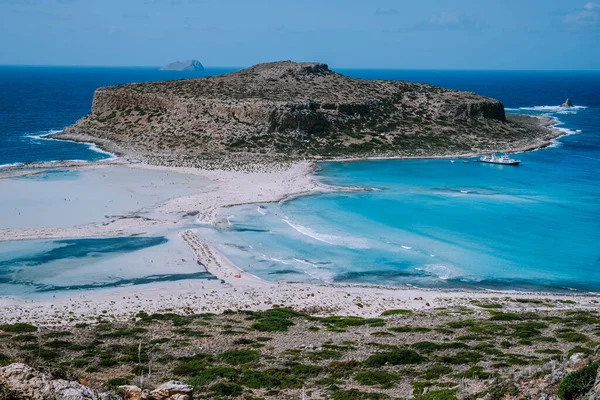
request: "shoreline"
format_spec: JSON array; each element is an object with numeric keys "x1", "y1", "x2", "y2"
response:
[{"x1": 0, "y1": 113, "x2": 596, "y2": 324}]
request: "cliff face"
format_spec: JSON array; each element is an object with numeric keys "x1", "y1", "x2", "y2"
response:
[{"x1": 59, "y1": 61, "x2": 548, "y2": 165}]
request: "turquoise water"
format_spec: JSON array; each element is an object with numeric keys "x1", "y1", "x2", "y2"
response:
[
  {"x1": 204, "y1": 104, "x2": 600, "y2": 293},
  {"x1": 1, "y1": 68, "x2": 599, "y2": 294}
]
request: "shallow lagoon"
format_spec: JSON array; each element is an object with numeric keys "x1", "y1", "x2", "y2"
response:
[
  {"x1": 203, "y1": 105, "x2": 600, "y2": 293},
  {"x1": 0, "y1": 233, "x2": 215, "y2": 297}
]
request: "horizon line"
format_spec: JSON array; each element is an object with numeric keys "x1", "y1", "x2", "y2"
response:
[{"x1": 0, "y1": 63, "x2": 599, "y2": 72}]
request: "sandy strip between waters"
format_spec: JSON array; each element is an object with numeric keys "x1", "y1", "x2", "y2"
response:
[{"x1": 0, "y1": 158, "x2": 599, "y2": 325}]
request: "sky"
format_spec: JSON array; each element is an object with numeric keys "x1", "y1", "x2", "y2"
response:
[{"x1": 0, "y1": 0, "x2": 599, "y2": 69}]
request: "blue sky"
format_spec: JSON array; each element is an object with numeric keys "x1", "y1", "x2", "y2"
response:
[{"x1": 0, "y1": 0, "x2": 598, "y2": 69}]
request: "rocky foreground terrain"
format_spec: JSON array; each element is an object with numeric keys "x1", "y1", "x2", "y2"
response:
[
  {"x1": 1, "y1": 302, "x2": 599, "y2": 399},
  {"x1": 55, "y1": 61, "x2": 557, "y2": 169}
]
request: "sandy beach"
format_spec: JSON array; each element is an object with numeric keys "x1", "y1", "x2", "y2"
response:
[{"x1": 0, "y1": 119, "x2": 598, "y2": 326}]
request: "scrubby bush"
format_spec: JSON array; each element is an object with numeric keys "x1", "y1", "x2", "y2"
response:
[
  {"x1": 557, "y1": 361, "x2": 600, "y2": 400},
  {"x1": 210, "y1": 382, "x2": 243, "y2": 397},
  {"x1": 0, "y1": 323, "x2": 37, "y2": 333},
  {"x1": 354, "y1": 370, "x2": 399, "y2": 386},
  {"x1": 364, "y1": 348, "x2": 424, "y2": 367},
  {"x1": 381, "y1": 309, "x2": 413, "y2": 316},
  {"x1": 218, "y1": 349, "x2": 259, "y2": 365}
]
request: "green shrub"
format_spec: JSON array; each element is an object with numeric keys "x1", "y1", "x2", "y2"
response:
[
  {"x1": 354, "y1": 370, "x2": 399, "y2": 386},
  {"x1": 11, "y1": 334, "x2": 37, "y2": 342},
  {"x1": 0, "y1": 323, "x2": 37, "y2": 333},
  {"x1": 437, "y1": 351, "x2": 483, "y2": 365},
  {"x1": 364, "y1": 348, "x2": 424, "y2": 367},
  {"x1": 173, "y1": 353, "x2": 216, "y2": 376},
  {"x1": 210, "y1": 382, "x2": 243, "y2": 397},
  {"x1": 513, "y1": 322, "x2": 548, "y2": 339},
  {"x1": 218, "y1": 349, "x2": 259, "y2": 365},
  {"x1": 381, "y1": 309, "x2": 413, "y2": 316},
  {"x1": 558, "y1": 332, "x2": 589, "y2": 343},
  {"x1": 422, "y1": 364, "x2": 452, "y2": 380},
  {"x1": 557, "y1": 361, "x2": 600, "y2": 400},
  {"x1": 106, "y1": 377, "x2": 128, "y2": 389},
  {"x1": 71, "y1": 358, "x2": 89, "y2": 368},
  {"x1": 567, "y1": 346, "x2": 593, "y2": 358},
  {"x1": 331, "y1": 389, "x2": 389, "y2": 399},
  {"x1": 186, "y1": 367, "x2": 238, "y2": 388},
  {"x1": 291, "y1": 364, "x2": 323, "y2": 378}
]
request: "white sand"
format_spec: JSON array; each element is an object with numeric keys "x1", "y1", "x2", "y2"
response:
[{"x1": 0, "y1": 160, "x2": 598, "y2": 325}]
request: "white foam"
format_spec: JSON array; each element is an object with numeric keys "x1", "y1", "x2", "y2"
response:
[
  {"x1": 518, "y1": 105, "x2": 587, "y2": 112},
  {"x1": 226, "y1": 215, "x2": 235, "y2": 226},
  {"x1": 416, "y1": 263, "x2": 461, "y2": 280},
  {"x1": 282, "y1": 219, "x2": 371, "y2": 249},
  {"x1": 257, "y1": 206, "x2": 267, "y2": 215},
  {"x1": 24, "y1": 129, "x2": 118, "y2": 160},
  {"x1": 401, "y1": 245, "x2": 412, "y2": 250},
  {"x1": 0, "y1": 162, "x2": 24, "y2": 169}
]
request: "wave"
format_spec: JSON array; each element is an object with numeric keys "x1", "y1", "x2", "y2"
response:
[
  {"x1": 23, "y1": 129, "x2": 117, "y2": 160},
  {"x1": 517, "y1": 105, "x2": 587, "y2": 112},
  {"x1": 257, "y1": 206, "x2": 267, "y2": 215},
  {"x1": 0, "y1": 162, "x2": 24, "y2": 169},
  {"x1": 282, "y1": 219, "x2": 371, "y2": 249}
]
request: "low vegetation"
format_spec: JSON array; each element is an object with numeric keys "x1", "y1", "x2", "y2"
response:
[{"x1": 0, "y1": 304, "x2": 598, "y2": 399}]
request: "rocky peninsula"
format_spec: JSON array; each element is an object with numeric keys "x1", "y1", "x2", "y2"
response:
[{"x1": 53, "y1": 61, "x2": 558, "y2": 169}]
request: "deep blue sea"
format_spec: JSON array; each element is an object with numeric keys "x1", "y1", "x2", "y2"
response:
[
  {"x1": 0, "y1": 66, "x2": 235, "y2": 166},
  {"x1": 0, "y1": 67, "x2": 599, "y2": 294}
]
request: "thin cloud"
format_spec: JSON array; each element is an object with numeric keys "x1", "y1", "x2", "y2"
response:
[
  {"x1": 411, "y1": 11, "x2": 483, "y2": 31},
  {"x1": 565, "y1": 2, "x2": 600, "y2": 27}
]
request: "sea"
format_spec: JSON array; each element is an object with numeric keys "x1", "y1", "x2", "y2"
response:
[{"x1": 0, "y1": 66, "x2": 599, "y2": 295}]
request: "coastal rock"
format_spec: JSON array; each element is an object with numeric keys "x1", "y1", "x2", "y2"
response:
[
  {"x1": 149, "y1": 380, "x2": 193, "y2": 399},
  {"x1": 0, "y1": 363, "x2": 99, "y2": 399},
  {"x1": 160, "y1": 60, "x2": 204, "y2": 71},
  {"x1": 120, "y1": 385, "x2": 143, "y2": 400},
  {"x1": 561, "y1": 98, "x2": 573, "y2": 108}
]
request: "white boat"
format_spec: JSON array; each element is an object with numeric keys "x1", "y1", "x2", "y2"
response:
[{"x1": 479, "y1": 153, "x2": 520, "y2": 166}]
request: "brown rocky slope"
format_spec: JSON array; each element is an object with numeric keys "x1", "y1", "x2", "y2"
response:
[{"x1": 55, "y1": 61, "x2": 557, "y2": 168}]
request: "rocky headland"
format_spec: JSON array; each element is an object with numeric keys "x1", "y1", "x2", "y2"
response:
[{"x1": 53, "y1": 61, "x2": 558, "y2": 169}]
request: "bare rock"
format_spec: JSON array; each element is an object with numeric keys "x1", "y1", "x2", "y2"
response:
[
  {"x1": 561, "y1": 98, "x2": 573, "y2": 108},
  {"x1": 120, "y1": 385, "x2": 143, "y2": 400},
  {"x1": 0, "y1": 363, "x2": 98, "y2": 400},
  {"x1": 149, "y1": 380, "x2": 193, "y2": 399},
  {"x1": 567, "y1": 353, "x2": 587, "y2": 369}
]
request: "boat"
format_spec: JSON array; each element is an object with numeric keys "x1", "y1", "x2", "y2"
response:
[{"x1": 478, "y1": 153, "x2": 520, "y2": 166}]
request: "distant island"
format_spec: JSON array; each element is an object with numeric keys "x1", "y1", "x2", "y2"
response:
[
  {"x1": 159, "y1": 59, "x2": 204, "y2": 71},
  {"x1": 55, "y1": 61, "x2": 558, "y2": 169}
]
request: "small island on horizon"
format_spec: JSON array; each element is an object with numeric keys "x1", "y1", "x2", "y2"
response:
[{"x1": 160, "y1": 59, "x2": 205, "y2": 71}]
